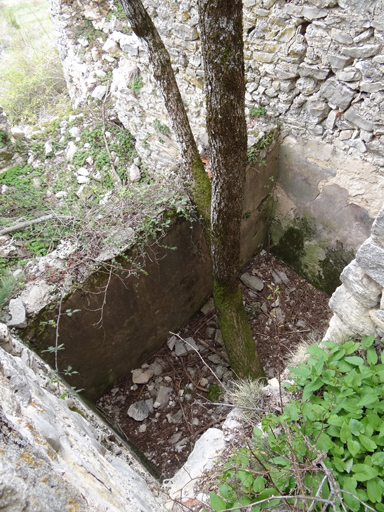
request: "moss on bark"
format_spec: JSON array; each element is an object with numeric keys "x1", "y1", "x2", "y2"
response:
[{"x1": 214, "y1": 279, "x2": 266, "y2": 381}]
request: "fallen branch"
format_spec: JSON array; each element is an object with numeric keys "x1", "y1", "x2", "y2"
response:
[
  {"x1": 0, "y1": 214, "x2": 53, "y2": 236},
  {"x1": 0, "y1": 214, "x2": 74, "y2": 236}
]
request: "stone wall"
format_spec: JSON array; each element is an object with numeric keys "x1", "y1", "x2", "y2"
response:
[
  {"x1": 325, "y1": 202, "x2": 384, "y2": 347},
  {"x1": 48, "y1": 0, "x2": 384, "y2": 292},
  {"x1": 0, "y1": 324, "x2": 166, "y2": 511}
]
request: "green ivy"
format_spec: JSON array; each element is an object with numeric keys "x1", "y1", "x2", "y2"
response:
[{"x1": 207, "y1": 336, "x2": 384, "y2": 512}]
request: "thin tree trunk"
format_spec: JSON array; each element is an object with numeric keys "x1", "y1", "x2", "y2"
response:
[
  {"x1": 119, "y1": 0, "x2": 211, "y2": 229},
  {"x1": 198, "y1": 0, "x2": 266, "y2": 380}
]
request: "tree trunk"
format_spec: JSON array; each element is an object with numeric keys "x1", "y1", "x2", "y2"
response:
[
  {"x1": 119, "y1": 0, "x2": 211, "y2": 229},
  {"x1": 198, "y1": 0, "x2": 266, "y2": 380}
]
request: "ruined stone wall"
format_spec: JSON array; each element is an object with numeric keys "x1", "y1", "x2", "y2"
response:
[
  {"x1": 325, "y1": 202, "x2": 384, "y2": 348},
  {"x1": 48, "y1": 0, "x2": 384, "y2": 292}
]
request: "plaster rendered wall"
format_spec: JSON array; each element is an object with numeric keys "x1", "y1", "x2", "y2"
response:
[{"x1": 48, "y1": 0, "x2": 384, "y2": 293}]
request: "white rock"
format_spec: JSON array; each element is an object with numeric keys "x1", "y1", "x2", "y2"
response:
[
  {"x1": 69, "y1": 127, "x2": 81, "y2": 138},
  {"x1": 329, "y1": 285, "x2": 376, "y2": 336},
  {"x1": 77, "y1": 175, "x2": 89, "y2": 184},
  {"x1": 127, "y1": 400, "x2": 150, "y2": 421},
  {"x1": 77, "y1": 167, "x2": 89, "y2": 176},
  {"x1": 91, "y1": 85, "x2": 108, "y2": 100},
  {"x1": 44, "y1": 140, "x2": 53, "y2": 156},
  {"x1": 132, "y1": 368, "x2": 153, "y2": 384},
  {"x1": 129, "y1": 164, "x2": 141, "y2": 182},
  {"x1": 19, "y1": 280, "x2": 53, "y2": 315},
  {"x1": 7, "y1": 298, "x2": 27, "y2": 328},
  {"x1": 11, "y1": 127, "x2": 25, "y2": 139},
  {"x1": 66, "y1": 141, "x2": 77, "y2": 162},
  {"x1": 55, "y1": 191, "x2": 68, "y2": 199},
  {"x1": 103, "y1": 37, "x2": 120, "y2": 55},
  {"x1": 164, "y1": 428, "x2": 225, "y2": 501}
]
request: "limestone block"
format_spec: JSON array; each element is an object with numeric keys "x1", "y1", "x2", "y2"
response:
[
  {"x1": 319, "y1": 78, "x2": 354, "y2": 111},
  {"x1": 328, "y1": 54, "x2": 353, "y2": 71},
  {"x1": 369, "y1": 309, "x2": 384, "y2": 331},
  {"x1": 331, "y1": 28, "x2": 353, "y2": 45},
  {"x1": 306, "y1": 100, "x2": 330, "y2": 123},
  {"x1": 7, "y1": 298, "x2": 27, "y2": 328},
  {"x1": 356, "y1": 60, "x2": 383, "y2": 81},
  {"x1": 340, "y1": 259, "x2": 382, "y2": 308},
  {"x1": 342, "y1": 44, "x2": 382, "y2": 59},
  {"x1": 299, "y1": 63, "x2": 330, "y2": 80},
  {"x1": 346, "y1": 138, "x2": 366, "y2": 153},
  {"x1": 323, "y1": 314, "x2": 354, "y2": 342},
  {"x1": 19, "y1": 280, "x2": 53, "y2": 315},
  {"x1": 344, "y1": 107, "x2": 374, "y2": 132},
  {"x1": 329, "y1": 285, "x2": 376, "y2": 335},
  {"x1": 163, "y1": 428, "x2": 225, "y2": 501},
  {"x1": 360, "y1": 82, "x2": 384, "y2": 93},
  {"x1": 356, "y1": 237, "x2": 384, "y2": 287},
  {"x1": 91, "y1": 85, "x2": 108, "y2": 100},
  {"x1": 296, "y1": 77, "x2": 318, "y2": 96},
  {"x1": 371, "y1": 205, "x2": 384, "y2": 247},
  {"x1": 336, "y1": 67, "x2": 361, "y2": 82}
]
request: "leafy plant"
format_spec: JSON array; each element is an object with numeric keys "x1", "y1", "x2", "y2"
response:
[
  {"x1": 247, "y1": 132, "x2": 274, "y2": 164},
  {"x1": 207, "y1": 336, "x2": 384, "y2": 511},
  {"x1": 129, "y1": 76, "x2": 143, "y2": 95},
  {"x1": 153, "y1": 118, "x2": 170, "y2": 135},
  {"x1": 249, "y1": 105, "x2": 266, "y2": 119},
  {"x1": 0, "y1": 130, "x2": 10, "y2": 146}
]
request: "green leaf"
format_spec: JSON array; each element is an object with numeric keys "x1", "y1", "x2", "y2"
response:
[
  {"x1": 367, "y1": 346, "x2": 378, "y2": 365},
  {"x1": 210, "y1": 492, "x2": 226, "y2": 511},
  {"x1": 367, "y1": 477, "x2": 382, "y2": 503},
  {"x1": 372, "y1": 452, "x2": 384, "y2": 466},
  {"x1": 258, "y1": 488, "x2": 279, "y2": 509},
  {"x1": 332, "y1": 457, "x2": 346, "y2": 472},
  {"x1": 316, "y1": 432, "x2": 334, "y2": 452},
  {"x1": 347, "y1": 439, "x2": 361, "y2": 456},
  {"x1": 253, "y1": 426, "x2": 263, "y2": 439},
  {"x1": 345, "y1": 356, "x2": 364, "y2": 366},
  {"x1": 360, "y1": 434, "x2": 377, "y2": 452},
  {"x1": 336, "y1": 359, "x2": 354, "y2": 372},
  {"x1": 349, "y1": 418, "x2": 365, "y2": 436},
  {"x1": 340, "y1": 422, "x2": 352, "y2": 443},
  {"x1": 343, "y1": 341, "x2": 359, "y2": 354},
  {"x1": 341, "y1": 476, "x2": 359, "y2": 511},
  {"x1": 302, "y1": 377, "x2": 324, "y2": 401},
  {"x1": 290, "y1": 365, "x2": 311, "y2": 378},
  {"x1": 352, "y1": 464, "x2": 378, "y2": 481},
  {"x1": 253, "y1": 475, "x2": 266, "y2": 493},
  {"x1": 284, "y1": 403, "x2": 299, "y2": 421},
  {"x1": 237, "y1": 470, "x2": 253, "y2": 488},
  {"x1": 270, "y1": 456, "x2": 290, "y2": 467},
  {"x1": 357, "y1": 392, "x2": 379, "y2": 408},
  {"x1": 218, "y1": 485, "x2": 234, "y2": 500},
  {"x1": 307, "y1": 344, "x2": 328, "y2": 360},
  {"x1": 302, "y1": 402, "x2": 316, "y2": 421},
  {"x1": 361, "y1": 334, "x2": 375, "y2": 349}
]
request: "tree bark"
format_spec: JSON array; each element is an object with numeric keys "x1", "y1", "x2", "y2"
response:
[
  {"x1": 198, "y1": 0, "x2": 266, "y2": 380},
  {"x1": 119, "y1": 0, "x2": 211, "y2": 229}
]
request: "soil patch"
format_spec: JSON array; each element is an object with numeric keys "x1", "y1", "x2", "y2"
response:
[{"x1": 96, "y1": 251, "x2": 331, "y2": 479}]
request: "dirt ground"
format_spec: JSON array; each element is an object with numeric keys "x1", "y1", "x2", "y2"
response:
[{"x1": 96, "y1": 251, "x2": 331, "y2": 479}]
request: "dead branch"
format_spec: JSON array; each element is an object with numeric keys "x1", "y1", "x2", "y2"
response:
[
  {"x1": 102, "y1": 82, "x2": 123, "y2": 188},
  {"x1": 0, "y1": 214, "x2": 72, "y2": 236}
]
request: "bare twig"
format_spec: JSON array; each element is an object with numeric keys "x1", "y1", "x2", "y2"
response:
[
  {"x1": 102, "y1": 82, "x2": 123, "y2": 188},
  {"x1": 170, "y1": 332, "x2": 229, "y2": 393}
]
